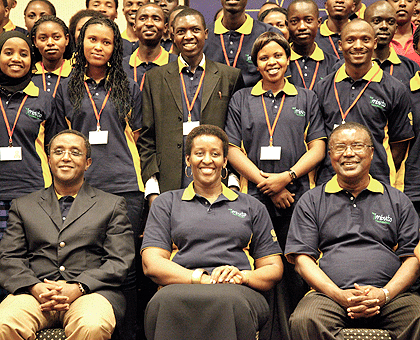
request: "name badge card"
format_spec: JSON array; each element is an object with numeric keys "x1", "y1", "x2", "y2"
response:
[
  {"x1": 260, "y1": 146, "x2": 281, "y2": 160},
  {"x1": 0, "y1": 146, "x2": 22, "y2": 161},
  {"x1": 183, "y1": 121, "x2": 200, "y2": 136},
  {"x1": 89, "y1": 130, "x2": 108, "y2": 145}
]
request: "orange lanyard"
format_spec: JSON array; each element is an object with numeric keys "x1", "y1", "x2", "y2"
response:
[
  {"x1": 333, "y1": 67, "x2": 380, "y2": 123},
  {"x1": 294, "y1": 60, "x2": 319, "y2": 90},
  {"x1": 41, "y1": 60, "x2": 64, "y2": 98},
  {"x1": 180, "y1": 69, "x2": 205, "y2": 121},
  {"x1": 84, "y1": 82, "x2": 111, "y2": 130},
  {"x1": 328, "y1": 36, "x2": 340, "y2": 59},
  {"x1": 0, "y1": 95, "x2": 28, "y2": 146},
  {"x1": 133, "y1": 48, "x2": 162, "y2": 91},
  {"x1": 390, "y1": 64, "x2": 393, "y2": 76},
  {"x1": 261, "y1": 93, "x2": 286, "y2": 147},
  {"x1": 220, "y1": 34, "x2": 244, "y2": 68}
]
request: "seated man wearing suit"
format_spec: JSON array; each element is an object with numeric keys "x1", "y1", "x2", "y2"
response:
[{"x1": 0, "y1": 130, "x2": 134, "y2": 340}]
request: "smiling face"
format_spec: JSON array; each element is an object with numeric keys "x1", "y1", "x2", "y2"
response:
[
  {"x1": 0, "y1": 37, "x2": 31, "y2": 78},
  {"x1": 287, "y1": 1, "x2": 320, "y2": 47},
  {"x1": 263, "y1": 10, "x2": 290, "y2": 40},
  {"x1": 257, "y1": 40, "x2": 289, "y2": 87},
  {"x1": 49, "y1": 133, "x2": 92, "y2": 188},
  {"x1": 339, "y1": 20, "x2": 377, "y2": 67},
  {"x1": 186, "y1": 134, "x2": 227, "y2": 188},
  {"x1": 173, "y1": 14, "x2": 208, "y2": 64},
  {"x1": 134, "y1": 4, "x2": 165, "y2": 45},
  {"x1": 34, "y1": 21, "x2": 69, "y2": 63},
  {"x1": 24, "y1": 1, "x2": 54, "y2": 33},
  {"x1": 122, "y1": 0, "x2": 144, "y2": 26},
  {"x1": 365, "y1": 3, "x2": 397, "y2": 47},
  {"x1": 329, "y1": 127, "x2": 373, "y2": 182},
  {"x1": 83, "y1": 23, "x2": 114, "y2": 70},
  {"x1": 325, "y1": 0, "x2": 355, "y2": 20},
  {"x1": 88, "y1": 0, "x2": 118, "y2": 20},
  {"x1": 387, "y1": 0, "x2": 416, "y2": 25}
]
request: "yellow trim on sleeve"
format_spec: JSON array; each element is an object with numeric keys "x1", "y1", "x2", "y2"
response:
[
  {"x1": 214, "y1": 14, "x2": 254, "y2": 35},
  {"x1": 35, "y1": 121, "x2": 52, "y2": 188},
  {"x1": 243, "y1": 234, "x2": 255, "y2": 270},
  {"x1": 124, "y1": 116, "x2": 144, "y2": 192}
]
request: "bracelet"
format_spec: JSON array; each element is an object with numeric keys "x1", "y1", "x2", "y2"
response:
[
  {"x1": 191, "y1": 269, "x2": 207, "y2": 284},
  {"x1": 78, "y1": 282, "x2": 86, "y2": 295},
  {"x1": 381, "y1": 288, "x2": 390, "y2": 304},
  {"x1": 241, "y1": 271, "x2": 250, "y2": 285},
  {"x1": 288, "y1": 169, "x2": 297, "y2": 180}
]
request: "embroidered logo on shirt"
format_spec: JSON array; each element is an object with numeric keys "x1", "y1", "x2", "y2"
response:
[
  {"x1": 292, "y1": 107, "x2": 306, "y2": 117},
  {"x1": 369, "y1": 96, "x2": 386, "y2": 109},
  {"x1": 372, "y1": 212, "x2": 392, "y2": 225},
  {"x1": 228, "y1": 208, "x2": 247, "y2": 218},
  {"x1": 245, "y1": 54, "x2": 253, "y2": 64},
  {"x1": 25, "y1": 108, "x2": 43, "y2": 120},
  {"x1": 271, "y1": 229, "x2": 278, "y2": 242}
]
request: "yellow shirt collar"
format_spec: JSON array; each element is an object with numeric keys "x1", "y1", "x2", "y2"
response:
[
  {"x1": 335, "y1": 62, "x2": 383, "y2": 83},
  {"x1": 386, "y1": 46, "x2": 402, "y2": 65},
  {"x1": 129, "y1": 46, "x2": 169, "y2": 67},
  {"x1": 355, "y1": 3, "x2": 366, "y2": 19},
  {"x1": 121, "y1": 29, "x2": 138, "y2": 43},
  {"x1": 251, "y1": 78, "x2": 298, "y2": 96},
  {"x1": 325, "y1": 174, "x2": 384, "y2": 194},
  {"x1": 24, "y1": 81, "x2": 40, "y2": 97},
  {"x1": 3, "y1": 19, "x2": 15, "y2": 32},
  {"x1": 290, "y1": 42, "x2": 325, "y2": 61},
  {"x1": 320, "y1": 19, "x2": 338, "y2": 36},
  {"x1": 34, "y1": 59, "x2": 73, "y2": 77},
  {"x1": 410, "y1": 71, "x2": 420, "y2": 92},
  {"x1": 178, "y1": 54, "x2": 206, "y2": 73},
  {"x1": 182, "y1": 182, "x2": 239, "y2": 201},
  {"x1": 214, "y1": 14, "x2": 254, "y2": 35}
]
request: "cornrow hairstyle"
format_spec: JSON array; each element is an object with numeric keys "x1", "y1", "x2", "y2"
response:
[
  {"x1": 30, "y1": 15, "x2": 73, "y2": 62},
  {"x1": 24, "y1": 0, "x2": 56, "y2": 16},
  {"x1": 86, "y1": 0, "x2": 118, "y2": 9},
  {"x1": 69, "y1": 9, "x2": 106, "y2": 49},
  {"x1": 68, "y1": 17, "x2": 132, "y2": 123}
]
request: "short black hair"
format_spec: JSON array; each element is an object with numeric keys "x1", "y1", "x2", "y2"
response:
[
  {"x1": 251, "y1": 31, "x2": 291, "y2": 66},
  {"x1": 328, "y1": 122, "x2": 374, "y2": 149},
  {"x1": 86, "y1": 0, "x2": 118, "y2": 9},
  {"x1": 49, "y1": 129, "x2": 92, "y2": 159},
  {"x1": 287, "y1": 0, "x2": 319, "y2": 18},
  {"x1": 259, "y1": 7, "x2": 288, "y2": 22},
  {"x1": 24, "y1": 0, "x2": 56, "y2": 16},
  {"x1": 186, "y1": 125, "x2": 229, "y2": 157},
  {"x1": 1, "y1": 0, "x2": 8, "y2": 9},
  {"x1": 173, "y1": 8, "x2": 206, "y2": 30}
]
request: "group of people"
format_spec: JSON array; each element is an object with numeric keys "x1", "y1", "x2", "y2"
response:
[{"x1": 0, "y1": 0, "x2": 419, "y2": 339}]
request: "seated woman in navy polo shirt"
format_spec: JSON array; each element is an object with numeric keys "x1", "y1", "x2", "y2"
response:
[{"x1": 141, "y1": 125, "x2": 282, "y2": 340}]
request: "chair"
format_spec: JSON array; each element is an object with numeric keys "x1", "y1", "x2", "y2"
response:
[
  {"x1": 35, "y1": 328, "x2": 66, "y2": 340},
  {"x1": 342, "y1": 328, "x2": 392, "y2": 340}
]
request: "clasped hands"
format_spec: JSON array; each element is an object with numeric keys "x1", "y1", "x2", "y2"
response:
[
  {"x1": 257, "y1": 170, "x2": 295, "y2": 209},
  {"x1": 339, "y1": 283, "x2": 387, "y2": 319},
  {"x1": 29, "y1": 279, "x2": 82, "y2": 312},
  {"x1": 200, "y1": 265, "x2": 249, "y2": 286}
]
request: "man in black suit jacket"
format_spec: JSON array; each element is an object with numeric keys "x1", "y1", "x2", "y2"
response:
[
  {"x1": 139, "y1": 8, "x2": 244, "y2": 205},
  {"x1": 0, "y1": 130, "x2": 134, "y2": 340}
]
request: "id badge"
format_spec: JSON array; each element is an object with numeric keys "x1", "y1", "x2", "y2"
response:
[
  {"x1": 260, "y1": 146, "x2": 281, "y2": 160},
  {"x1": 0, "y1": 146, "x2": 22, "y2": 161},
  {"x1": 183, "y1": 121, "x2": 200, "y2": 136},
  {"x1": 89, "y1": 130, "x2": 108, "y2": 145}
]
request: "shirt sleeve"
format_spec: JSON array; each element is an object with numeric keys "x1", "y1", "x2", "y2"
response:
[
  {"x1": 304, "y1": 89, "x2": 327, "y2": 143},
  {"x1": 128, "y1": 79, "x2": 142, "y2": 132},
  {"x1": 225, "y1": 90, "x2": 245, "y2": 148}
]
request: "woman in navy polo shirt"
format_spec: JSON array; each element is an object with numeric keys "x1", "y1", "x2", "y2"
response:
[
  {"x1": 30, "y1": 16, "x2": 73, "y2": 98},
  {"x1": 54, "y1": 17, "x2": 143, "y2": 340},
  {"x1": 141, "y1": 124, "x2": 282, "y2": 339},
  {"x1": 0, "y1": 31, "x2": 61, "y2": 298}
]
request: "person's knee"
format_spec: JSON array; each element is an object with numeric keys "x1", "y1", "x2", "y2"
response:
[{"x1": 68, "y1": 315, "x2": 114, "y2": 339}]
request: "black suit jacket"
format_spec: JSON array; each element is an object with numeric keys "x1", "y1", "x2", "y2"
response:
[
  {"x1": 140, "y1": 59, "x2": 244, "y2": 193},
  {"x1": 0, "y1": 182, "x2": 134, "y2": 322}
]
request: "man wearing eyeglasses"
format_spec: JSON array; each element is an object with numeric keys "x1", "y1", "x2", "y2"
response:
[
  {"x1": 0, "y1": 130, "x2": 134, "y2": 340},
  {"x1": 285, "y1": 122, "x2": 420, "y2": 340}
]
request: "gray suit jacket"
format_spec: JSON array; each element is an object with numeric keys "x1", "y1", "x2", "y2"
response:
[
  {"x1": 140, "y1": 59, "x2": 244, "y2": 193},
  {"x1": 0, "y1": 182, "x2": 134, "y2": 322}
]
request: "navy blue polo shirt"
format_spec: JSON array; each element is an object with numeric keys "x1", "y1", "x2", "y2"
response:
[
  {"x1": 285, "y1": 175, "x2": 419, "y2": 289},
  {"x1": 204, "y1": 14, "x2": 277, "y2": 87},
  {"x1": 286, "y1": 43, "x2": 339, "y2": 90},
  {"x1": 375, "y1": 46, "x2": 420, "y2": 88},
  {"x1": 225, "y1": 79, "x2": 326, "y2": 216},
  {"x1": 315, "y1": 20, "x2": 344, "y2": 60},
  {"x1": 122, "y1": 46, "x2": 175, "y2": 86},
  {"x1": 314, "y1": 63, "x2": 414, "y2": 187},
  {"x1": 401, "y1": 71, "x2": 420, "y2": 201},
  {"x1": 55, "y1": 76, "x2": 144, "y2": 194},
  {"x1": 161, "y1": 38, "x2": 172, "y2": 53},
  {"x1": 121, "y1": 30, "x2": 139, "y2": 58},
  {"x1": 32, "y1": 60, "x2": 73, "y2": 97},
  {"x1": 141, "y1": 182, "x2": 282, "y2": 273},
  {"x1": 0, "y1": 82, "x2": 64, "y2": 200}
]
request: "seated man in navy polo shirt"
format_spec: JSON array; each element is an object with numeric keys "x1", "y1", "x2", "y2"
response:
[
  {"x1": 365, "y1": 1, "x2": 419, "y2": 88},
  {"x1": 314, "y1": 19, "x2": 414, "y2": 188},
  {"x1": 204, "y1": 0, "x2": 277, "y2": 87},
  {"x1": 285, "y1": 122, "x2": 420, "y2": 340}
]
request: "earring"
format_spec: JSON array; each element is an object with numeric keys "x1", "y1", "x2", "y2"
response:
[
  {"x1": 185, "y1": 165, "x2": 192, "y2": 178},
  {"x1": 221, "y1": 167, "x2": 228, "y2": 179}
]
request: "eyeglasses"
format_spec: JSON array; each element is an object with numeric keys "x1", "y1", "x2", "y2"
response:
[
  {"x1": 51, "y1": 149, "x2": 84, "y2": 158},
  {"x1": 330, "y1": 143, "x2": 373, "y2": 155}
]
